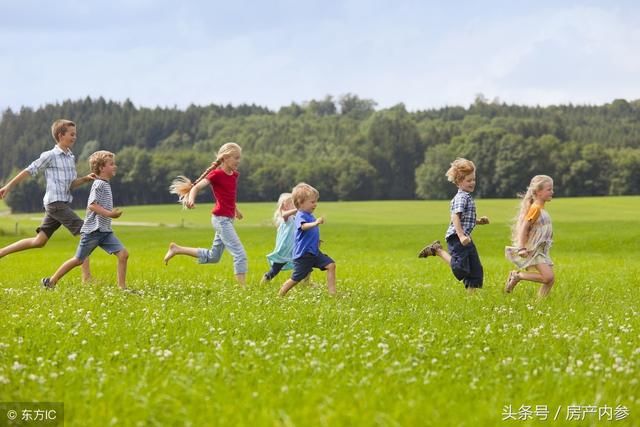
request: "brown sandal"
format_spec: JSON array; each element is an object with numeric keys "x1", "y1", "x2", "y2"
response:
[
  {"x1": 418, "y1": 240, "x2": 442, "y2": 258},
  {"x1": 505, "y1": 271, "x2": 519, "y2": 293}
]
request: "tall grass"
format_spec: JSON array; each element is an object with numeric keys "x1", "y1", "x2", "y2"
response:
[{"x1": 1, "y1": 198, "x2": 639, "y2": 426}]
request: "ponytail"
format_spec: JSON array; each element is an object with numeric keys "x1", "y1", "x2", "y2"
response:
[
  {"x1": 169, "y1": 142, "x2": 241, "y2": 208},
  {"x1": 169, "y1": 161, "x2": 219, "y2": 208}
]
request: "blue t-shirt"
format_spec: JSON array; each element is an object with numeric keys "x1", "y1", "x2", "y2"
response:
[{"x1": 292, "y1": 210, "x2": 320, "y2": 259}]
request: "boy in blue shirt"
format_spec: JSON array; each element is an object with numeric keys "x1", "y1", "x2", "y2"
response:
[
  {"x1": 418, "y1": 158, "x2": 489, "y2": 292},
  {"x1": 278, "y1": 183, "x2": 336, "y2": 296}
]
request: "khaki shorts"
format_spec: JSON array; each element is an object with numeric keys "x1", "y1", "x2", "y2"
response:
[{"x1": 36, "y1": 202, "x2": 84, "y2": 238}]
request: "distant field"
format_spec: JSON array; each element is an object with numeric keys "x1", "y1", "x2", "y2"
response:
[{"x1": 1, "y1": 197, "x2": 639, "y2": 426}]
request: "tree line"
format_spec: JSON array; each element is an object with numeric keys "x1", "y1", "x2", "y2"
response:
[{"x1": 1, "y1": 95, "x2": 639, "y2": 212}]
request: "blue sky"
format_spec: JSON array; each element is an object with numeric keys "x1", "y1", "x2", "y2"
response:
[{"x1": 1, "y1": 0, "x2": 639, "y2": 112}]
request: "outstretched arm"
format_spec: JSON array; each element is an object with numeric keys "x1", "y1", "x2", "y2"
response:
[
  {"x1": 185, "y1": 178, "x2": 210, "y2": 209},
  {"x1": 70, "y1": 173, "x2": 97, "y2": 190},
  {"x1": 281, "y1": 208, "x2": 298, "y2": 221},
  {"x1": 300, "y1": 216, "x2": 324, "y2": 230},
  {"x1": 0, "y1": 170, "x2": 31, "y2": 199}
]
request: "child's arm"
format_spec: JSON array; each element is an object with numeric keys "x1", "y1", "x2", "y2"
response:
[
  {"x1": 0, "y1": 170, "x2": 31, "y2": 199},
  {"x1": 185, "y1": 179, "x2": 210, "y2": 209},
  {"x1": 300, "y1": 216, "x2": 324, "y2": 230},
  {"x1": 281, "y1": 208, "x2": 298, "y2": 221},
  {"x1": 451, "y1": 213, "x2": 471, "y2": 245},
  {"x1": 89, "y1": 203, "x2": 122, "y2": 219},
  {"x1": 516, "y1": 221, "x2": 532, "y2": 256},
  {"x1": 70, "y1": 173, "x2": 97, "y2": 190}
]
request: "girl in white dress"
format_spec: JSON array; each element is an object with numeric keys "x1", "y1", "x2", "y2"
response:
[{"x1": 505, "y1": 175, "x2": 555, "y2": 298}]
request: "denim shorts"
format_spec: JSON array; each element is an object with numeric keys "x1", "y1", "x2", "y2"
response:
[
  {"x1": 291, "y1": 252, "x2": 334, "y2": 282},
  {"x1": 75, "y1": 231, "x2": 125, "y2": 261}
]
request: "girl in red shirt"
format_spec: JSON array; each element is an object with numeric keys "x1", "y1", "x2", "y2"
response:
[{"x1": 164, "y1": 143, "x2": 247, "y2": 286}]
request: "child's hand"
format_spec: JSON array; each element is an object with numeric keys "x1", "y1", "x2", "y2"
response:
[
  {"x1": 459, "y1": 234, "x2": 471, "y2": 246},
  {"x1": 477, "y1": 216, "x2": 490, "y2": 225},
  {"x1": 0, "y1": 185, "x2": 9, "y2": 199},
  {"x1": 316, "y1": 217, "x2": 325, "y2": 225},
  {"x1": 111, "y1": 208, "x2": 123, "y2": 219},
  {"x1": 185, "y1": 196, "x2": 196, "y2": 209},
  {"x1": 86, "y1": 173, "x2": 98, "y2": 181},
  {"x1": 235, "y1": 210, "x2": 243, "y2": 220},
  {"x1": 517, "y1": 248, "x2": 528, "y2": 257}
]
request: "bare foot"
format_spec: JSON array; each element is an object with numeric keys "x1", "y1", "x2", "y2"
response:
[{"x1": 163, "y1": 243, "x2": 177, "y2": 265}]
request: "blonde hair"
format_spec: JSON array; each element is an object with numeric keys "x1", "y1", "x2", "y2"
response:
[
  {"x1": 511, "y1": 175, "x2": 554, "y2": 241},
  {"x1": 445, "y1": 158, "x2": 475, "y2": 184},
  {"x1": 88, "y1": 150, "x2": 115, "y2": 175},
  {"x1": 292, "y1": 182, "x2": 319, "y2": 208},
  {"x1": 51, "y1": 119, "x2": 76, "y2": 143},
  {"x1": 169, "y1": 142, "x2": 242, "y2": 207},
  {"x1": 273, "y1": 193, "x2": 293, "y2": 226}
]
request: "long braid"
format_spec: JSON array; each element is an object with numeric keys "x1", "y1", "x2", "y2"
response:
[
  {"x1": 196, "y1": 159, "x2": 222, "y2": 183},
  {"x1": 169, "y1": 142, "x2": 241, "y2": 208}
]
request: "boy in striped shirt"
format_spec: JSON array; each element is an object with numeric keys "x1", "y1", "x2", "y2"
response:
[{"x1": 42, "y1": 151, "x2": 133, "y2": 292}]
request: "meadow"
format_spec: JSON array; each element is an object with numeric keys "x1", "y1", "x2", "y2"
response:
[{"x1": 0, "y1": 197, "x2": 639, "y2": 426}]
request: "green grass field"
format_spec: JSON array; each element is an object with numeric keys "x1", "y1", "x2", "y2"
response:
[{"x1": 1, "y1": 197, "x2": 639, "y2": 426}]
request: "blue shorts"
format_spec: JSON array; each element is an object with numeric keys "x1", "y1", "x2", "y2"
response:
[
  {"x1": 75, "y1": 231, "x2": 125, "y2": 261},
  {"x1": 291, "y1": 252, "x2": 334, "y2": 282}
]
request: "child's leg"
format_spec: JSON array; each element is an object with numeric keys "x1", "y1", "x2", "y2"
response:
[
  {"x1": 115, "y1": 249, "x2": 129, "y2": 289},
  {"x1": 58, "y1": 203, "x2": 92, "y2": 282},
  {"x1": 279, "y1": 278, "x2": 300, "y2": 296},
  {"x1": 533, "y1": 264, "x2": 554, "y2": 298},
  {"x1": 418, "y1": 240, "x2": 449, "y2": 263},
  {"x1": 435, "y1": 247, "x2": 452, "y2": 265},
  {"x1": 81, "y1": 258, "x2": 92, "y2": 283},
  {"x1": 463, "y1": 244, "x2": 483, "y2": 290},
  {"x1": 263, "y1": 262, "x2": 287, "y2": 282},
  {"x1": 163, "y1": 242, "x2": 200, "y2": 264},
  {"x1": 235, "y1": 273, "x2": 246, "y2": 287},
  {"x1": 325, "y1": 262, "x2": 336, "y2": 295},
  {"x1": 214, "y1": 217, "x2": 247, "y2": 284},
  {"x1": 49, "y1": 257, "x2": 84, "y2": 286},
  {"x1": 1, "y1": 208, "x2": 64, "y2": 258},
  {"x1": 510, "y1": 264, "x2": 555, "y2": 297},
  {"x1": 0, "y1": 231, "x2": 49, "y2": 258}
]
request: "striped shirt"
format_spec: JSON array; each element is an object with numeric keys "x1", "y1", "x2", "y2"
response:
[
  {"x1": 25, "y1": 145, "x2": 78, "y2": 206},
  {"x1": 81, "y1": 179, "x2": 114, "y2": 233},
  {"x1": 445, "y1": 189, "x2": 477, "y2": 239}
]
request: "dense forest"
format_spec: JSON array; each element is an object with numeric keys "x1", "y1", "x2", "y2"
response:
[{"x1": 1, "y1": 95, "x2": 639, "y2": 212}]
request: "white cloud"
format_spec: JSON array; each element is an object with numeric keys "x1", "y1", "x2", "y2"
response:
[{"x1": 1, "y1": 2, "x2": 639, "y2": 112}]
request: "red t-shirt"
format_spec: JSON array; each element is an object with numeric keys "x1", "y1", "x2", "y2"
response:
[{"x1": 206, "y1": 168, "x2": 238, "y2": 217}]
